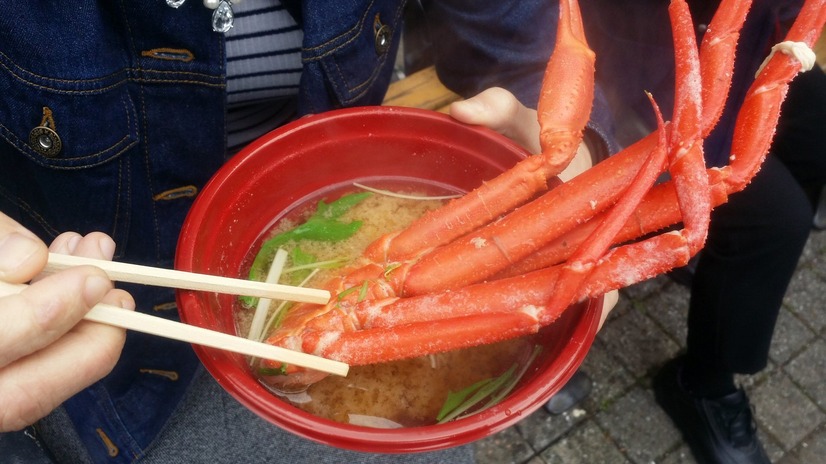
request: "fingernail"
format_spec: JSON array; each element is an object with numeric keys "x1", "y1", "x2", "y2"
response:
[
  {"x1": 83, "y1": 275, "x2": 112, "y2": 308},
  {"x1": 0, "y1": 232, "x2": 41, "y2": 277},
  {"x1": 120, "y1": 298, "x2": 136, "y2": 311},
  {"x1": 66, "y1": 234, "x2": 82, "y2": 253},
  {"x1": 98, "y1": 237, "x2": 116, "y2": 260}
]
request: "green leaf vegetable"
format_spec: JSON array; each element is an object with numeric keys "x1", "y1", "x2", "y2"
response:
[
  {"x1": 436, "y1": 345, "x2": 542, "y2": 423},
  {"x1": 257, "y1": 365, "x2": 288, "y2": 377},
  {"x1": 286, "y1": 246, "x2": 317, "y2": 284},
  {"x1": 241, "y1": 192, "x2": 372, "y2": 307}
]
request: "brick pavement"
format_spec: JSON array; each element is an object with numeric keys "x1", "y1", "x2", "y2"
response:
[{"x1": 472, "y1": 229, "x2": 826, "y2": 464}]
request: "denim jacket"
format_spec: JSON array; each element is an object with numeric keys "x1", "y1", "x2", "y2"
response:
[{"x1": 0, "y1": 1, "x2": 613, "y2": 462}]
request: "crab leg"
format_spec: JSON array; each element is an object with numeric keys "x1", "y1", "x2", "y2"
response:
[
  {"x1": 399, "y1": 136, "x2": 656, "y2": 294},
  {"x1": 724, "y1": 2, "x2": 826, "y2": 190},
  {"x1": 540, "y1": 0, "x2": 707, "y2": 314},
  {"x1": 496, "y1": 175, "x2": 729, "y2": 278},
  {"x1": 698, "y1": 0, "x2": 754, "y2": 133},
  {"x1": 282, "y1": 237, "x2": 689, "y2": 368},
  {"x1": 263, "y1": 0, "x2": 826, "y2": 378},
  {"x1": 499, "y1": 0, "x2": 823, "y2": 278},
  {"x1": 513, "y1": 0, "x2": 824, "y2": 280},
  {"x1": 544, "y1": 94, "x2": 669, "y2": 314},
  {"x1": 401, "y1": 0, "x2": 753, "y2": 296},
  {"x1": 667, "y1": 0, "x2": 711, "y2": 255},
  {"x1": 364, "y1": 0, "x2": 594, "y2": 263}
]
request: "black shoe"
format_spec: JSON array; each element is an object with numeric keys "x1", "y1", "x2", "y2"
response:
[
  {"x1": 652, "y1": 358, "x2": 770, "y2": 464},
  {"x1": 545, "y1": 370, "x2": 592, "y2": 415}
]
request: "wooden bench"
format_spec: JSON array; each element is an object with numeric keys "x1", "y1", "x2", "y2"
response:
[{"x1": 382, "y1": 66, "x2": 462, "y2": 112}]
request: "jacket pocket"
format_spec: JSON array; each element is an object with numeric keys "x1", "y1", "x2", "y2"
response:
[
  {"x1": 301, "y1": 0, "x2": 404, "y2": 108},
  {"x1": 0, "y1": 50, "x2": 138, "y2": 244},
  {"x1": 0, "y1": 50, "x2": 139, "y2": 168}
]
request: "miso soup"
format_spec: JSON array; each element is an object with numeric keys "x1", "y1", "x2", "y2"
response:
[{"x1": 236, "y1": 185, "x2": 538, "y2": 427}]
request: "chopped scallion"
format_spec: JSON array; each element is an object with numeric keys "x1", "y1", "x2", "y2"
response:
[{"x1": 436, "y1": 345, "x2": 542, "y2": 423}]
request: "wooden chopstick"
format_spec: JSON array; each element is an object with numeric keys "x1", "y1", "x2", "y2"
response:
[
  {"x1": 0, "y1": 281, "x2": 349, "y2": 377},
  {"x1": 45, "y1": 253, "x2": 330, "y2": 305}
]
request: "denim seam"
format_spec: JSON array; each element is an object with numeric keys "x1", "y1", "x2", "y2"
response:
[
  {"x1": 111, "y1": 86, "x2": 140, "y2": 250},
  {"x1": 1, "y1": 54, "x2": 223, "y2": 94},
  {"x1": 220, "y1": 30, "x2": 228, "y2": 157},
  {"x1": 0, "y1": 50, "x2": 128, "y2": 88},
  {"x1": 0, "y1": 186, "x2": 60, "y2": 238},
  {"x1": 0, "y1": 93, "x2": 139, "y2": 167},
  {"x1": 88, "y1": 382, "x2": 143, "y2": 463},
  {"x1": 0, "y1": 64, "x2": 127, "y2": 95},
  {"x1": 300, "y1": 0, "x2": 379, "y2": 58},
  {"x1": 1, "y1": 66, "x2": 224, "y2": 94},
  {"x1": 132, "y1": 77, "x2": 225, "y2": 88},
  {"x1": 112, "y1": 155, "x2": 125, "y2": 260},
  {"x1": 0, "y1": 124, "x2": 138, "y2": 169},
  {"x1": 133, "y1": 70, "x2": 224, "y2": 83},
  {"x1": 132, "y1": 68, "x2": 225, "y2": 86},
  {"x1": 136, "y1": 83, "x2": 163, "y2": 264}
]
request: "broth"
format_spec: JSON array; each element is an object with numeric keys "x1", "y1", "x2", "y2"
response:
[{"x1": 236, "y1": 187, "x2": 537, "y2": 428}]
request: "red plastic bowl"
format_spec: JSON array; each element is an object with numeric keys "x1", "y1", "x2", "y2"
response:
[{"x1": 175, "y1": 106, "x2": 601, "y2": 453}]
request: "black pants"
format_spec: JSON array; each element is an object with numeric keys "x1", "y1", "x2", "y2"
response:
[{"x1": 686, "y1": 66, "x2": 826, "y2": 374}]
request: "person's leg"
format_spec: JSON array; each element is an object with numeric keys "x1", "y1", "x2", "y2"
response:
[
  {"x1": 138, "y1": 367, "x2": 477, "y2": 464},
  {"x1": 655, "y1": 154, "x2": 811, "y2": 464},
  {"x1": 683, "y1": 64, "x2": 826, "y2": 381},
  {"x1": 685, "y1": 155, "x2": 811, "y2": 386},
  {"x1": 770, "y1": 66, "x2": 826, "y2": 211}
]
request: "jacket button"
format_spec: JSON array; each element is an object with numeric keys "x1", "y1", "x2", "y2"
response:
[
  {"x1": 29, "y1": 125, "x2": 62, "y2": 158},
  {"x1": 373, "y1": 14, "x2": 391, "y2": 55}
]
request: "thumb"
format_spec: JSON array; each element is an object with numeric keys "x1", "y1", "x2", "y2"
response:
[
  {"x1": 449, "y1": 87, "x2": 541, "y2": 154},
  {"x1": 0, "y1": 215, "x2": 48, "y2": 284}
]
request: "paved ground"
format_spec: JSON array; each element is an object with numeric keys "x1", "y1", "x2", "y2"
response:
[{"x1": 472, "y1": 228, "x2": 826, "y2": 464}]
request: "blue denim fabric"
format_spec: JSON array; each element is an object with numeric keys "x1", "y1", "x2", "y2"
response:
[
  {"x1": 0, "y1": 2, "x2": 226, "y2": 462},
  {"x1": 286, "y1": 0, "x2": 405, "y2": 114},
  {"x1": 0, "y1": 1, "x2": 615, "y2": 462},
  {"x1": 0, "y1": 1, "x2": 413, "y2": 461}
]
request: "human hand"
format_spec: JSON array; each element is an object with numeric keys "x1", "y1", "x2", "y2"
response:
[
  {"x1": 449, "y1": 88, "x2": 618, "y2": 326},
  {"x1": 0, "y1": 213, "x2": 134, "y2": 432},
  {"x1": 449, "y1": 87, "x2": 593, "y2": 182}
]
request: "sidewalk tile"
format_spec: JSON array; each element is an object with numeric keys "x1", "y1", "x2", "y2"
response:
[
  {"x1": 751, "y1": 370, "x2": 826, "y2": 451},
  {"x1": 540, "y1": 419, "x2": 629, "y2": 464},
  {"x1": 595, "y1": 387, "x2": 679, "y2": 463}
]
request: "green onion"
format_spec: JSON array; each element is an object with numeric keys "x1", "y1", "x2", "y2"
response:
[
  {"x1": 480, "y1": 345, "x2": 542, "y2": 410},
  {"x1": 259, "y1": 268, "x2": 322, "y2": 342},
  {"x1": 353, "y1": 182, "x2": 461, "y2": 201},
  {"x1": 383, "y1": 263, "x2": 401, "y2": 278},
  {"x1": 336, "y1": 286, "x2": 359, "y2": 300},
  {"x1": 436, "y1": 365, "x2": 516, "y2": 423},
  {"x1": 242, "y1": 192, "x2": 371, "y2": 307},
  {"x1": 436, "y1": 345, "x2": 542, "y2": 423},
  {"x1": 357, "y1": 280, "x2": 370, "y2": 302},
  {"x1": 284, "y1": 257, "x2": 348, "y2": 274},
  {"x1": 258, "y1": 365, "x2": 288, "y2": 376},
  {"x1": 279, "y1": 246, "x2": 321, "y2": 287},
  {"x1": 246, "y1": 248, "x2": 288, "y2": 341}
]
